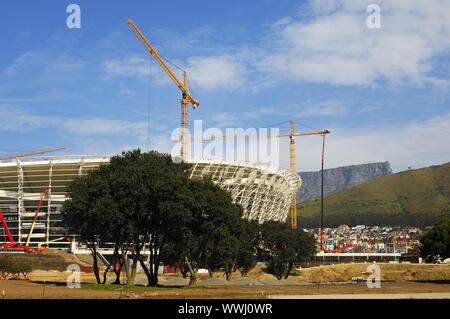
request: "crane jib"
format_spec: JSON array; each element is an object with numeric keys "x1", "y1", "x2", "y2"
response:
[{"x1": 126, "y1": 19, "x2": 199, "y2": 108}]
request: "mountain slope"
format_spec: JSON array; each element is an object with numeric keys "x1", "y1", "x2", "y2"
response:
[{"x1": 296, "y1": 162, "x2": 450, "y2": 227}]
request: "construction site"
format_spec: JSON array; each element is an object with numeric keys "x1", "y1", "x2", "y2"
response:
[
  {"x1": 0, "y1": 19, "x2": 325, "y2": 254},
  {"x1": 1, "y1": 16, "x2": 449, "y2": 303}
]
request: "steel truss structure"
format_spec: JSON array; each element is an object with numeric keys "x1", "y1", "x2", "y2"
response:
[
  {"x1": 186, "y1": 158, "x2": 301, "y2": 223},
  {"x1": 0, "y1": 156, "x2": 301, "y2": 251}
]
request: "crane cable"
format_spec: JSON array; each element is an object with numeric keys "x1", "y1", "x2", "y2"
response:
[
  {"x1": 146, "y1": 51, "x2": 186, "y2": 152},
  {"x1": 147, "y1": 58, "x2": 152, "y2": 152},
  {"x1": 320, "y1": 133, "x2": 326, "y2": 252}
]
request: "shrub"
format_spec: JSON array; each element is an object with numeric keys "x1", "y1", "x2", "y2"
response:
[
  {"x1": 0, "y1": 258, "x2": 13, "y2": 280},
  {"x1": 11, "y1": 262, "x2": 33, "y2": 279},
  {"x1": 0, "y1": 258, "x2": 32, "y2": 280}
]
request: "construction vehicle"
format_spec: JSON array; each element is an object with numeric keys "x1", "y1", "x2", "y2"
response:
[
  {"x1": 1, "y1": 188, "x2": 70, "y2": 253},
  {"x1": 23, "y1": 189, "x2": 72, "y2": 252},
  {"x1": 0, "y1": 146, "x2": 66, "y2": 162},
  {"x1": 25, "y1": 189, "x2": 48, "y2": 247},
  {"x1": 331, "y1": 244, "x2": 376, "y2": 254},
  {"x1": 178, "y1": 120, "x2": 330, "y2": 229},
  {"x1": 36, "y1": 237, "x2": 72, "y2": 251},
  {"x1": 0, "y1": 208, "x2": 34, "y2": 252},
  {"x1": 127, "y1": 19, "x2": 199, "y2": 161}
]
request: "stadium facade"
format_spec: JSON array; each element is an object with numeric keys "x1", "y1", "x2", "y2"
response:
[{"x1": 0, "y1": 155, "x2": 301, "y2": 252}]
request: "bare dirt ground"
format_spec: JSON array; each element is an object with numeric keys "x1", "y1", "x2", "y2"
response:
[
  {"x1": 1, "y1": 250, "x2": 449, "y2": 299},
  {"x1": 0, "y1": 278, "x2": 449, "y2": 299}
]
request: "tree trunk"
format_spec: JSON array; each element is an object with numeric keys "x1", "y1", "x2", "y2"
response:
[
  {"x1": 284, "y1": 262, "x2": 293, "y2": 280},
  {"x1": 184, "y1": 255, "x2": 197, "y2": 286},
  {"x1": 189, "y1": 273, "x2": 197, "y2": 286},
  {"x1": 101, "y1": 264, "x2": 109, "y2": 284},
  {"x1": 180, "y1": 263, "x2": 188, "y2": 279},
  {"x1": 121, "y1": 246, "x2": 131, "y2": 285},
  {"x1": 139, "y1": 258, "x2": 158, "y2": 286},
  {"x1": 127, "y1": 250, "x2": 138, "y2": 286},
  {"x1": 114, "y1": 258, "x2": 124, "y2": 284},
  {"x1": 102, "y1": 246, "x2": 119, "y2": 284},
  {"x1": 225, "y1": 264, "x2": 232, "y2": 281},
  {"x1": 90, "y1": 243, "x2": 101, "y2": 284},
  {"x1": 138, "y1": 239, "x2": 161, "y2": 287}
]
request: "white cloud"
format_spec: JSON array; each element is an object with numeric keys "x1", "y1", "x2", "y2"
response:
[
  {"x1": 204, "y1": 112, "x2": 244, "y2": 128},
  {"x1": 3, "y1": 51, "x2": 85, "y2": 77},
  {"x1": 256, "y1": 0, "x2": 450, "y2": 86},
  {"x1": 102, "y1": 56, "x2": 172, "y2": 85},
  {"x1": 296, "y1": 101, "x2": 348, "y2": 117},
  {"x1": 242, "y1": 100, "x2": 348, "y2": 120},
  {"x1": 0, "y1": 104, "x2": 166, "y2": 139},
  {"x1": 271, "y1": 16, "x2": 293, "y2": 28},
  {"x1": 277, "y1": 112, "x2": 450, "y2": 172},
  {"x1": 102, "y1": 54, "x2": 247, "y2": 91},
  {"x1": 103, "y1": 57, "x2": 150, "y2": 78},
  {"x1": 0, "y1": 104, "x2": 58, "y2": 131},
  {"x1": 186, "y1": 54, "x2": 246, "y2": 90},
  {"x1": 62, "y1": 118, "x2": 148, "y2": 136},
  {"x1": 74, "y1": 133, "x2": 174, "y2": 156}
]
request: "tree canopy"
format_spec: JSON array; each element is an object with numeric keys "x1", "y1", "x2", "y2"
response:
[
  {"x1": 170, "y1": 177, "x2": 249, "y2": 285},
  {"x1": 258, "y1": 221, "x2": 316, "y2": 279},
  {"x1": 420, "y1": 217, "x2": 450, "y2": 263},
  {"x1": 62, "y1": 149, "x2": 193, "y2": 285}
]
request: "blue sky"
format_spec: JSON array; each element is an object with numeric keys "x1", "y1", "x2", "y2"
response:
[{"x1": 0, "y1": 0, "x2": 449, "y2": 172}]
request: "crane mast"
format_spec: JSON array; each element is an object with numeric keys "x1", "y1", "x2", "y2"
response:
[{"x1": 126, "y1": 19, "x2": 199, "y2": 160}]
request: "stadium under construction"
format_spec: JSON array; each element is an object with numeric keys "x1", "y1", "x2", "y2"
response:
[{"x1": 0, "y1": 155, "x2": 301, "y2": 252}]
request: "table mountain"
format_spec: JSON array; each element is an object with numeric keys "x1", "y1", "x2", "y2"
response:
[
  {"x1": 297, "y1": 161, "x2": 393, "y2": 203},
  {"x1": 296, "y1": 162, "x2": 450, "y2": 227}
]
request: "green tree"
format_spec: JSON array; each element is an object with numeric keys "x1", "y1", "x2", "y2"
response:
[
  {"x1": 235, "y1": 220, "x2": 260, "y2": 277},
  {"x1": 259, "y1": 221, "x2": 316, "y2": 280},
  {"x1": 0, "y1": 258, "x2": 13, "y2": 280},
  {"x1": 160, "y1": 240, "x2": 190, "y2": 278},
  {"x1": 175, "y1": 177, "x2": 245, "y2": 286},
  {"x1": 119, "y1": 150, "x2": 192, "y2": 286},
  {"x1": 198, "y1": 214, "x2": 259, "y2": 281},
  {"x1": 420, "y1": 217, "x2": 450, "y2": 263},
  {"x1": 62, "y1": 149, "x2": 193, "y2": 286},
  {"x1": 206, "y1": 222, "x2": 240, "y2": 281},
  {"x1": 10, "y1": 262, "x2": 32, "y2": 280},
  {"x1": 204, "y1": 209, "x2": 257, "y2": 281},
  {"x1": 61, "y1": 163, "x2": 117, "y2": 284}
]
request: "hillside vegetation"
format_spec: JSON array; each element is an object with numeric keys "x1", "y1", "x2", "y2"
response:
[{"x1": 297, "y1": 162, "x2": 450, "y2": 227}]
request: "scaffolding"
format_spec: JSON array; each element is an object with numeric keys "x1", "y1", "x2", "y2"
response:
[{"x1": 0, "y1": 155, "x2": 110, "y2": 250}]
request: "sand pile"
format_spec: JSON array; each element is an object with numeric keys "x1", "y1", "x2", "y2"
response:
[{"x1": 295, "y1": 263, "x2": 450, "y2": 282}]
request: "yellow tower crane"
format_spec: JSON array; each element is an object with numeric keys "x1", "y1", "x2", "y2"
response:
[
  {"x1": 126, "y1": 19, "x2": 199, "y2": 160},
  {"x1": 177, "y1": 121, "x2": 330, "y2": 229}
]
